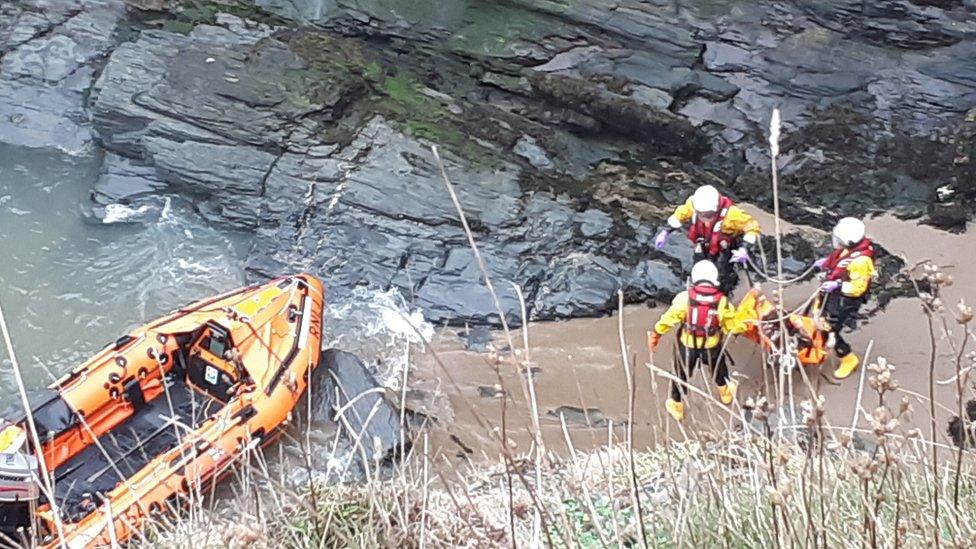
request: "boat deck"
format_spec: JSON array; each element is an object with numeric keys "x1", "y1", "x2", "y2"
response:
[{"x1": 53, "y1": 377, "x2": 216, "y2": 522}]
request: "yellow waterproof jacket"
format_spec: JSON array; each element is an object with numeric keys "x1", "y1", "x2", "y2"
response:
[
  {"x1": 838, "y1": 255, "x2": 876, "y2": 298},
  {"x1": 653, "y1": 290, "x2": 747, "y2": 349},
  {"x1": 666, "y1": 197, "x2": 761, "y2": 244}
]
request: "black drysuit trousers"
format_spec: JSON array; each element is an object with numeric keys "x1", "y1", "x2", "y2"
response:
[
  {"x1": 670, "y1": 340, "x2": 732, "y2": 402},
  {"x1": 820, "y1": 291, "x2": 865, "y2": 358}
]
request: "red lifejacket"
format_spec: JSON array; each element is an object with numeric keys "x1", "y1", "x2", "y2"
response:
[
  {"x1": 822, "y1": 238, "x2": 875, "y2": 283},
  {"x1": 683, "y1": 283, "x2": 724, "y2": 339},
  {"x1": 687, "y1": 196, "x2": 736, "y2": 257}
]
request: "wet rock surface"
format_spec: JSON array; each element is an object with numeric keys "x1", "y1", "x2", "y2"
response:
[
  {"x1": 0, "y1": 0, "x2": 125, "y2": 154},
  {"x1": 549, "y1": 405, "x2": 609, "y2": 428},
  {"x1": 3, "y1": 0, "x2": 974, "y2": 325},
  {"x1": 83, "y1": 13, "x2": 701, "y2": 325},
  {"x1": 317, "y1": 348, "x2": 403, "y2": 463}
]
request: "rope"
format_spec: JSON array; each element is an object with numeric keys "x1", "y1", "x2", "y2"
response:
[
  {"x1": 740, "y1": 236, "x2": 818, "y2": 285},
  {"x1": 745, "y1": 254, "x2": 818, "y2": 286},
  {"x1": 0, "y1": 297, "x2": 67, "y2": 546},
  {"x1": 753, "y1": 289, "x2": 822, "y2": 326}
]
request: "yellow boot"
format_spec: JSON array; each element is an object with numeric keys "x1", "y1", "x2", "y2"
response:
[
  {"x1": 665, "y1": 399, "x2": 685, "y2": 421},
  {"x1": 834, "y1": 353, "x2": 860, "y2": 379},
  {"x1": 717, "y1": 381, "x2": 737, "y2": 405}
]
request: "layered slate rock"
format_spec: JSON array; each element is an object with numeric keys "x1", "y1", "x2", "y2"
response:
[
  {"x1": 89, "y1": 18, "x2": 306, "y2": 229},
  {"x1": 252, "y1": 0, "x2": 976, "y2": 229},
  {"x1": 82, "y1": 1, "x2": 968, "y2": 325},
  {"x1": 88, "y1": 15, "x2": 692, "y2": 325},
  {"x1": 0, "y1": 0, "x2": 124, "y2": 153},
  {"x1": 242, "y1": 117, "x2": 685, "y2": 325},
  {"x1": 87, "y1": 153, "x2": 168, "y2": 224}
]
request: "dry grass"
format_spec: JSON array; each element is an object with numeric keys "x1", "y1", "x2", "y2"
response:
[
  {"x1": 134, "y1": 256, "x2": 976, "y2": 549},
  {"x1": 143, "y1": 396, "x2": 976, "y2": 548}
]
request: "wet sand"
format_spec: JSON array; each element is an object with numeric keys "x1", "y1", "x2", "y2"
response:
[{"x1": 413, "y1": 214, "x2": 976, "y2": 463}]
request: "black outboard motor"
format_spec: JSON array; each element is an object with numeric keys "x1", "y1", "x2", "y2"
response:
[{"x1": 0, "y1": 451, "x2": 40, "y2": 538}]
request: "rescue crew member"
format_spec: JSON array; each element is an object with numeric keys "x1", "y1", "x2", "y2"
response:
[
  {"x1": 813, "y1": 217, "x2": 876, "y2": 380},
  {"x1": 654, "y1": 185, "x2": 761, "y2": 295},
  {"x1": 648, "y1": 260, "x2": 747, "y2": 421}
]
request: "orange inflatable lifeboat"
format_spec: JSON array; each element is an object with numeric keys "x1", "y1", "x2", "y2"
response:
[{"x1": 0, "y1": 274, "x2": 324, "y2": 547}]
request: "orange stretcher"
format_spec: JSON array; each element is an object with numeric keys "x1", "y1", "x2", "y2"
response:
[{"x1": 736, "y1": 288, "x2": 828, "y2": 366}]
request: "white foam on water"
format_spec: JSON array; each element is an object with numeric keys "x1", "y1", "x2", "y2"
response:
[
  {"x1": 324, "y1": 286, "x2": 434, "y2": 390},
  {"x1": 160, "y1": 196, "x2": 174, "y2": 221},
  {"x1": 101, "y1": 203, "x2": 150, "y2": 224}
]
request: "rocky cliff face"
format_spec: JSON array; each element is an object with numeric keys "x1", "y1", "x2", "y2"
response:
[
  {"x1": 2, "y1": 0, "x2": 971, "y2": 325},
  {"x1": 0, "y1": 0, "x2": 124, "y2": 153},
  {"x1": 289, "y1": 0, "x2": 976, "y2": 227}
]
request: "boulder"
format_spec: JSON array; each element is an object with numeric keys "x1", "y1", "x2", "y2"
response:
[
  {"x1": 316, "y1": 349, "x2": 403, "y2": 463},
  {"x1": 463, "y1": 325, "x2": 493, "y2": 352}
]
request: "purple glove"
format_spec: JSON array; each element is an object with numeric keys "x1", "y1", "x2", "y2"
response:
[
  {"x1": 731, "y1": 247, "x2": 749, "y2": 264},
  {"x1": 653, "y1": 229, "x2": 670, "y2": 249},
  {"x1": 820, "y1": 280, "x2": 841, "y2": 293},
  {"x1": 813, "y1": 257, "x2": 827, "y2": 270}
]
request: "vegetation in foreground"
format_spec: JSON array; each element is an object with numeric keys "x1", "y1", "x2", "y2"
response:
[
  {"x1": 145, "y1": 401, "x2": 976, "y2": 548},
  {"x1": 138, "y1": 262, "x2": 976, "y2": 548}
]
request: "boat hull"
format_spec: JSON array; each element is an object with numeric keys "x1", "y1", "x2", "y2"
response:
[{"x1": 9, "y1": 274, "x2": 325, "y2": 547}]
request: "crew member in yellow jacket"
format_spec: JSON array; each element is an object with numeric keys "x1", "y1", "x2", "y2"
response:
[
  {"x1": 813, "y1": 217, "x2": 877, "y2": 379},
  {"x1": 654, "y1": 185, "x2": 761, "y2": 295},
  {"x1": 648, "y1": 260, "x2": 747, "y2": 421}
]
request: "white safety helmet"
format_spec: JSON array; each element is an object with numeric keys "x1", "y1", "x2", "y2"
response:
[
  {"x1": 832, "y1": 217, "x2": 865, "y2": 248},
  {"x1": 692, "y1": 185, "x2": 721, "y2": 213},
  {"x1": 691, "y1": 260, "x2": 719, "y2": 286}
]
